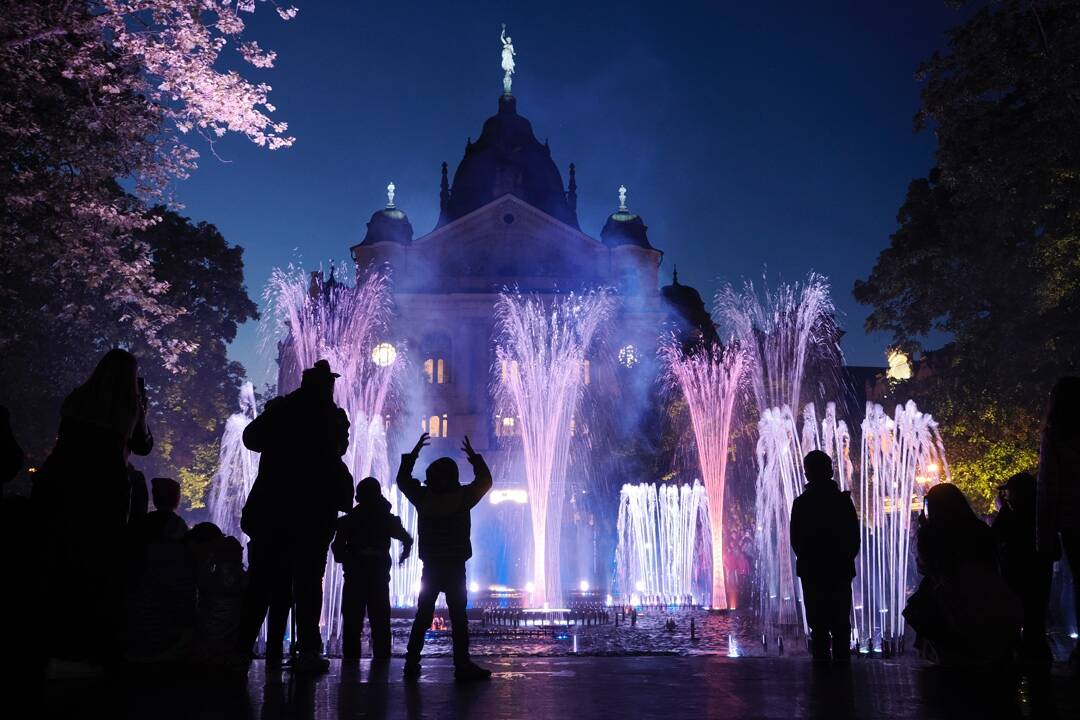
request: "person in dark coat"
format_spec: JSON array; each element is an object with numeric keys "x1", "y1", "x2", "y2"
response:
[
  {"x1": 992, "y1": 472, "x2": 1053, "y2": 667},
  {"x1": 399, "y1": 433, "x2": 492, "y2": 681},
  {"x1": 332, "y1": 476, "x2": 413, "y2": 660},
  {"x1": 790, "y1": 450, "x2": 859, "y2": 662},
  {"x1": 905, "y1": 483, "x2": 1020, "y2": 665},
  {"x1": 1036, "y1": 376, "x2": 1080, "y2": 670},
  {"x1": 32, "y1": 349, "x2": 153, "y2": 674},
  {"x1": 236, "y1": 359, "x2": 353, "y2": 674}
]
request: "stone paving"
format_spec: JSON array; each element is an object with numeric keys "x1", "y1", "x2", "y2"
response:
[{"x1": 34, "y1": 656, "x2": 1080, "y2": 719}]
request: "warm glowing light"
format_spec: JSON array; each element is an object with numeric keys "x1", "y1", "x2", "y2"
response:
[
  {"x1": 489, "y1": 489, "x2": 528, "y2": 505},
  {"x1": 618, "y1": 344, "x2": 639, "y2": 368},
  {"x1": 579, "y1": 580, "x2": 590, "y2": 593},
  {"x1": 371, "y1": 342, "x2": 397, "y2": 367},
  {"x1": 469, "y1": 581, "x2": 480, "y2": 593},
  {"x1": 525, "y1": 581, "x2": 535, "y2": 593},
  {"x1": 886, "y1": 349, "x2": 912, "y2": 381}
]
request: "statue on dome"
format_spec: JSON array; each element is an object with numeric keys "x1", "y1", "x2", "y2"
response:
[{"x1": 500, "y1": 24, "x2": 516, "y2": 95}]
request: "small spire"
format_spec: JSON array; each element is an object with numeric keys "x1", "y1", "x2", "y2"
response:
[
  {"x1": 386, "y1": 181, "x2": 396, "y2": 208},
  {"x1": 672, "y1": 265, "x2": 679, "y2": 285},
  {"x1": 439, "y1": 162, "x2": 450, "y2": 212},
  {"x1": 618, "y1": 185, "x2": 628, "y2": 212}
]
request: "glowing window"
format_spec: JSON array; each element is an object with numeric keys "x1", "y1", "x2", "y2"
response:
[
  {"x1": 618, "y1": 344, "x2": 639, "y2": 368},
  {"x1": 424, "y1": 413, "x2": 449, "y2": 438},
  {"x1": 423, "y1": 357, "x2": 448, "y2": 384},
  {"x1": 496, "y1": 415, "x2": 516, "y2": 437},
  {"x1": 371, "y1": 342, "x2": 397, "y2": 367},
  {"x1": 500, "y1": 359, "x2": 519, "y2": 383},
  {"x1": 582, "y1": 359, "x2": 591, "y2": 385}
]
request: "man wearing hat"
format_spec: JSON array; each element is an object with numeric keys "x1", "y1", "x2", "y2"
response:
[{"x1": 237, "y1": 359, "x2": 353, "y2": 674}]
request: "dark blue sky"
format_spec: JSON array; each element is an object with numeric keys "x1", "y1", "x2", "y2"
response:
[{"x1": 174, "y1": 0, "x2": 964, "y2": 382}]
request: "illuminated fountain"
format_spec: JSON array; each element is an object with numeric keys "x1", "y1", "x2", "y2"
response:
[
  {"x1": 262, "y1": 266, "x2": 420, "y2": 641},
  {"x1": 614, "y1": 481, "x2": 711, "y2": 605},
  {"x1": 207, "y1": 382, "x2": 260, "y2": 544},
  {"x1": 716, "y1": 274, "x2": 843, "y2": 629},
  {"x1": 660, "y1": 340, "x2": 746, "y2": 608},
  {"x1": 493, "y1": 290, "x2": 613, "y2": 607},
  {"x1": 856, "y1": 400, "x2": 948, "y2": 651}
]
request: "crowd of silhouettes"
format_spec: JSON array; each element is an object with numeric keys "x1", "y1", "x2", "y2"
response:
[{"x1": 2, "y1": 346, "x2": 1079, "y2": 686}]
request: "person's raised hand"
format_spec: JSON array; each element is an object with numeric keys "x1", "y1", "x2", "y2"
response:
[
  {"x1": 399, "y1": 540, "x2": 413, "y2": 566},
  {"x1": 461, "y1": 435, "x2": 479, "y2": 462},
  {"x1": 410, "y1": 433, "x2": 430, "y2": 459}
]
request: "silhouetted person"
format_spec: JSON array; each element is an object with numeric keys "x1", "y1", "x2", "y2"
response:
[
  {"x1": 0, "y1": 405, "x2": 23, "y2": 485},
  {"x1": 237, "y1": 359, "x2": 353, "y2": 674},
  {"x1": 332, "y1": 476, "x2": 413, "y2": 660},
  {"x1": 905, "y1": 483, "x2": 1020, "y2": 665},
  {"x1": 126, "y1": 461, "x2": 149, "y2": 526},
  {"x1": 188, "y1": 525, "x2": 248, "y2": 673},
  {"x1": 992, "y1": 472, "x2": 1053, "y2": 667},
  {"x1": 32, "y1": 349, "x2": 152, "y2": 676},
  {"x1": 399, "y1": 433, "x2": 492, "y2": 681},
  {"x1": 1036, "y1": 376, "x2": 1080, "y2": 671},
  {"x1": 125, "y1": 476, "x2": 194, "y2": 663},
  {"x1": 790, "y1": 450, "x2": 859, "y2": 662}
]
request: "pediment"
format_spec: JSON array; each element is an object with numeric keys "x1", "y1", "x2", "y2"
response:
[{"x1": 402, "y1": 195, "x2": 609, "y2": 291}]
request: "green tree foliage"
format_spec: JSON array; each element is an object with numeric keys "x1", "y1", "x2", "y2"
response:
[
  {"x1": 854, "y1": 0, "x2": 1080, "y2": 509},
  {"x1": 2, "y1": 208, "x2": 257, "y2": 512}
]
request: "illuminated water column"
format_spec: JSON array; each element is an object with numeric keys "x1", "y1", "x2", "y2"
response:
[
  {"x1": 660, "y1": 341, "x2": 746, "y2": 608},
  {"x1": 493, "y1": 290, "x2": 612, "y2": 607},
  {"x1": 207, "y1": 382, "x2": 260, "y2": 544},
  {"x1": 857, "y1": 400, "x2": 948, "y2": 649},
  {"x1": 615, "y1": 481, "x2": 710, "y2": 604},
  {"x1": 262, "y1": 266, "x2": 417, "y2": 639}
]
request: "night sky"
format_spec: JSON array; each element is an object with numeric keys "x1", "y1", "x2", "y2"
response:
[{"x1": 173, "y1": 0, "x2": 965, "y2": 383}]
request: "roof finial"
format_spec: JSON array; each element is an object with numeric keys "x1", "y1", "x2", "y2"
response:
[
  {"x1": 386, "y1": 181, "x2": 396, "y2": 208},
  {"x1": 566, "y1": 163, "x2": 578, "y2": 212},
  {"x1": 439, "y1": 162, "x2": 450, "y2": 211},
  {"x1": 500, "y1": 24, "x2": 516, "y2": 95},
  {"x1": 672, "y1": 265, "x2": 679, "y2": 285},
  {"x1": 618, "y1": 184, "x2": 628, "y2": 212}
]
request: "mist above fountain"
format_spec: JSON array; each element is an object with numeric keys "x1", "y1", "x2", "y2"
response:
[
  {"x1": 207, "y1": 382, "x2": 260, "y2": 545},
  {"x1": 493, "y1": 290, "x2": 613, "y2": 607},
  {"x1": 660, "y1": 339, "x2": 746, "y2": 608}
]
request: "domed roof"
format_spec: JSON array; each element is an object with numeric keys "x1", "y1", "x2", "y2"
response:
[
  {"x1": 360, "y1": 206, "x2": 413, "y2": 246},
  {"x1": 439, "y1": 95, "x2": 579, "y2": 229},
  {"x1": 600, "y1": 186, "x2": 653, "y2": 249},
  {"x1": 661, "y1": 267, "x2": 719, "y2": 348}
]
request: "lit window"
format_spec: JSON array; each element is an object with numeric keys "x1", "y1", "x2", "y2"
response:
[
  {"x1": 495, "y1": 415, "x2": 517, "y2": 437},
  {"x1": 618, "y1": 344, "x2": 639, "y2": 368},
  {"x1": 371, "y1": 342, "x2": 397, "y2": 367},
  {"x1": 500, "y1": 359, "x2": 519, "y2": 383},
  {"x1": 423, "y1": 357, "x2": 448, "y2": 384},
  {"x1": 424, "y1": 413, "x2": 449, "y2": 438},
  {"x1": 582, "y1": 359, "x2": 591, "y2": 385}
]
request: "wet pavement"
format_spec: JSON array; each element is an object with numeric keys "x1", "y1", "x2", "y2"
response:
[{"x1": 36, "y1": 655, "x2": 1080, "y2": 719}]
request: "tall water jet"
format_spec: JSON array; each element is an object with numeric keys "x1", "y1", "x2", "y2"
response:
[
  {"x1": 716, "y1": 274, "x2": 844, "y2": 628},
  {"x1": 493, "y1": 290, "x2": 613, "y2": 606},
  {"x1": 715, "y1": 273, "x2": 841, "y2": 414},
  {"x1": 753, "y1": 402, "x2": 853, "y2": 630},
  {"x1": 660, "y1": 340, "x2": 746, "y2": 608},
  {"x1": 262, "y1": 266, "x2": 416, "y2": 640},
  {"x1": 207, "y1": 382, "x2": 260, "y2": 544},
  {"x1": 857, "y1": 400, "x2": 948, "y2": 648},
  {"x1": 614, "y1": 481, "x2": 711, "y2": 604}
]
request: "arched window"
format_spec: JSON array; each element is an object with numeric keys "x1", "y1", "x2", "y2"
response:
[
  {"x1": 421, "y1": 333, "x2": 451, "y2": 384},
  {"x1": 423, "y1": 413, "x2": 449, "y2": 438}
]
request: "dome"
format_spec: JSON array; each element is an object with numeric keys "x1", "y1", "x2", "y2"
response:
[
  {"x1": 661, "y1": 267, "x2": 719, "y2": 348},
  {"x1": 601, "y1": 210, "x2": 652, "y2": 249},
  {"x1": 439, "y1": 95, "x2": 579, "y2": 228},
  {"x1": 360, "y1": 206, "x2": 413, "y2": 246}
]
